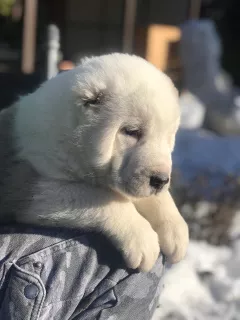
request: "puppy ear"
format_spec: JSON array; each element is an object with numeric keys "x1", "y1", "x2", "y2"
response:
[
  {"x1": 73, "y1": 79, "x2": 104, "y2": 111},
  {"x1": 82, "y1": 91, "x2": 103, "y2": 109}
]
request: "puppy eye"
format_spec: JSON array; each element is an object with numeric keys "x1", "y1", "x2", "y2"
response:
[
  {"x1": 122, "y1": 127, "x2": 142, "y2": 140},
  {"x1": 84, "y1": 92, "x2": 103, "y2": 107}
]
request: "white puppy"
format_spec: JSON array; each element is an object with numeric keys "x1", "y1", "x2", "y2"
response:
[{"x1": 0, "y1": 53, "x2": 188, "y2": 271}]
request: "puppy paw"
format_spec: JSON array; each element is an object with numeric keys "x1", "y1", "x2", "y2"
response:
[
  {"x1": 156, "y1": 217, "x2": 189, "y2": 264},
  {"x1": 118, "y1": 219, "x2": 160, "y2": 272}
]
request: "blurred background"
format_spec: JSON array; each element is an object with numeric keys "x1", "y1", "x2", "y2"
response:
[
  {"x1": 1, "y1": 0, "x2": 239, "y2": 108},
  {"x1": 1, "y1": 0, "x2": 240, "y2": 319}
]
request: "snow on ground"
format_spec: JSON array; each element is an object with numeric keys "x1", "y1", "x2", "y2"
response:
[
  {"x1": 151, "y1": 130, "x2": 240, "y2": 320},
  {"x1": 152, "y1": 213, "x2": 240, "y2": 320}
]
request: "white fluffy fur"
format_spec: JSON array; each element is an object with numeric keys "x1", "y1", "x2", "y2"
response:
[{"x1": 13, "y1": 53, "x2": 189, "y2": 271}]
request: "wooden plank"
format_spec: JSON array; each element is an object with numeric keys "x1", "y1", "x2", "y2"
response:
[
  {"x1": 122, "y1": 0, "x2": 137, "y2": 53},
  {"x1": 145, "y1": 24, "x2": 181, "y2": 71},
  {"x1": 21, "y1": 0, "x2": 38, "y2": 74}
]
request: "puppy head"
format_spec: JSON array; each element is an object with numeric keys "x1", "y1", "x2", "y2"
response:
[
  {"x1": 71, "y1": 54, "x2": 180, "y2": 198},
  {"x1": 15, "y1": 53, "x2": 180, "y2": 198}
]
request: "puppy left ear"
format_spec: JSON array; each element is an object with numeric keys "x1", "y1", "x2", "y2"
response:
[{"x1": 82, "y1": 91, "x2": 103, "y2": 109}]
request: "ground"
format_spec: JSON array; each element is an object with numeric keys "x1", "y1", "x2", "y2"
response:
[{"x1": 152, "y1": 129, "x2": 240, "y2": 320}]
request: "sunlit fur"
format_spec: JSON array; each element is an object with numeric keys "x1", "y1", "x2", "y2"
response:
[{"x1": 12, "y1": 53, "x2": 188, "y2": 271}]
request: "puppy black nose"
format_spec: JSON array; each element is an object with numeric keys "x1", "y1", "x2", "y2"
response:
[{"x1": 149, "y1": 174, "x2": 169, "y2": 191}]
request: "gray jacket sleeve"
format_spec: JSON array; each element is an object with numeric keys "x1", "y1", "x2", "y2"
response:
[{"x1": 0, "y1": 226, "x2": 165, "y2": 320}]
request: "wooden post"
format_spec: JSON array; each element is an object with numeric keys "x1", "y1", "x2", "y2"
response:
[
  {"x1": 189, "y1": 0, "x2": 202, "y2": 19},
  {"x1": 122, "y1": 0, "x2": 137, "y2": 53},
  {"x1": 21, "y1": 0, "x2": 38, "y2": 74},
  {"x1": 145, "y1": 24, "x2": 181, "y2": 71}
]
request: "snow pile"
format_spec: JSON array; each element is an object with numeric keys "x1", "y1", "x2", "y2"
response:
[
  {"x1": 179, "y1": 92, "x2": 206, "y2": 130},
  {"x1": 151, "y1": 129, "x2": 240, "y2": 319},
  {"x1": 173, "y1": 129, "x2": 240, "y2": 188},
  {"x1": 152, "y1": 217, "x2": 240, "y2": 320}
]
